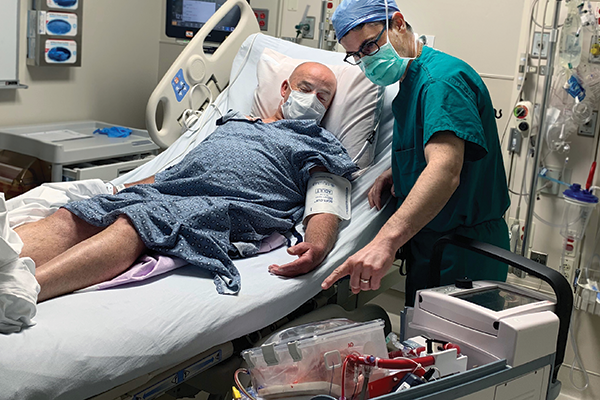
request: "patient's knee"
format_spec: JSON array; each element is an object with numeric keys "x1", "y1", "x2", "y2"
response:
[
  {"x1": 51, "y1": 207, "x2": 76, "y2": 222},
  {"x1": 112, "y1": 215, "x2": 136, "y2": 231},
  {"x1": 53, "y1": 208, "x2": 101, "y2": 236},
  {"x1": 112, "y1": 215, "x2": 146, "y2": 247}
]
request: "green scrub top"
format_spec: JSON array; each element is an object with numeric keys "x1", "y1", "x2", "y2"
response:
[{"x1": 391, "y1": 46, "x2": 511, "y2": 306}]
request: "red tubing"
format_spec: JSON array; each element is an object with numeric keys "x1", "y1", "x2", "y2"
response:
[
  {"x1": 349, "y1": 354, "x2": 435, "y2": 369},
  {"x1": 444, "y1": 343, "x2": 461, "y2": 354}
]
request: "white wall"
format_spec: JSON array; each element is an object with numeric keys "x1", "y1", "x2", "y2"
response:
[{"x1": 0, "y1": 0, "x2": 162, "y2": 130}]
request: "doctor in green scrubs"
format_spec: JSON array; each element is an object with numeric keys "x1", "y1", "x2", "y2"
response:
[{"x1": 321, "y1": 0, "x2": 510, "y2": 306}]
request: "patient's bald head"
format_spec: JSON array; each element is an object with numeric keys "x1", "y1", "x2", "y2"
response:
[
  {"x1": 264, "y1": 62, "x2": 337, "y2": 124},
  {"x1": 281, "y1": 62, "x2": 337, "y2": 109}
]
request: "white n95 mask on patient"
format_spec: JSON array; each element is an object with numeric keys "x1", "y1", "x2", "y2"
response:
[{"x1": 281, "y1": 90, "x2": 327, "y2": 124}]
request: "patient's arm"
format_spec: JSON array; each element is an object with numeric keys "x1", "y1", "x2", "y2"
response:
[
  {"x1": 268, "y1": 212, "x2": 339, "y2": 277},
  {"x1": 268, "y1": 166, "x2": 341, "y2": 276},
  {"x1": 110, "y1": 176, "x2": 155, "y2": 194}
]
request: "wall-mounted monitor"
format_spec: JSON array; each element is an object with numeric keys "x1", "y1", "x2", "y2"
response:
[{"x1": 166, "y1": 0, "x2": 243, "y2": 43}]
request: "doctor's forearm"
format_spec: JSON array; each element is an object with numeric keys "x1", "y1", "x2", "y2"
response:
[{"x1": 376, "y1": 163, "x2": 460, "y2": 251}]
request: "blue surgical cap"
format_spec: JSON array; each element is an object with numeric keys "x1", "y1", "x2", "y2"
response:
[{"x1": 332, "y1": 0, "x2": 401, "y2": 40}]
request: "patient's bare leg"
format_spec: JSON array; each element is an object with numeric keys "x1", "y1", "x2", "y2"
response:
[
  {"x1": 16, "y1": 208, "x2": 104, "y2": 267},
  {"x1": 35, "y1": 215, "x2": 147, "y2": 302}
]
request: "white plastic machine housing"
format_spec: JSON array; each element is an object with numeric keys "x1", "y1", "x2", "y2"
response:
[{"x1": 409, "y1": 281, "x2": 559, "y2": 368}]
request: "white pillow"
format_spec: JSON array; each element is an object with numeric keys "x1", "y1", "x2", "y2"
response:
[{"x1": 250, "y1": 48, "x2": 384, "y2": 169}]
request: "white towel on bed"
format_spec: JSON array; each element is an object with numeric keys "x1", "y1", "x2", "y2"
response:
[
  {"x1": 0, "y1": 257, "x2": 39, "y2": 333},
  {"x1": 6, "y1": 179, "x2": 109, "y2": 228},
  {"x1": 0, "y1": 193, "x2": 40, "y2": 334}
]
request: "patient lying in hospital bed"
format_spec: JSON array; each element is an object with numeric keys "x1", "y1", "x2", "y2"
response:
[
  {"x1": 0, "y1": 30, "x2": 396, "y2": 399},
  {"x1": 1, "y1": 62, "x2": 357, "y2": 325}
]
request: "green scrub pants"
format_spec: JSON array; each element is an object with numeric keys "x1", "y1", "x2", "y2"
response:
[{"x1": 403, "y1": 218, "x2": 509, "y2": 306}]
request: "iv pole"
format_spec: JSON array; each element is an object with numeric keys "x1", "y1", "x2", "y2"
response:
[{"x1": 521, "y1": 0, "x2": 563, "y2": 256}]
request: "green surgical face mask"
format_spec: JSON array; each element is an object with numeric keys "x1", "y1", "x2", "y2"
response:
[
  {"x1": 359, "y1": 37, "x2": 412, "y2": 86},
  {"x1": 359, "y1": 0, "x2": 416, "y2": 86}
]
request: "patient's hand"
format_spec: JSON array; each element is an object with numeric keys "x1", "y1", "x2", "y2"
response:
[
  {"x1": 268, "y1": 242, "x2": 326, "y2": 277},
  {"x1": 369, "y1": 168, "x2": 395, "y2": 210}
]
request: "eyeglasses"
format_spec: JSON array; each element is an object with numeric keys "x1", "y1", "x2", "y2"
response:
[{"x1": 343, "y1": 25, "x2": 387, "y2": 65}]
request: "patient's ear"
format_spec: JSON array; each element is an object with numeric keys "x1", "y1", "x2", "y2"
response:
[{"x1": 280, "y1": 79, "x2": 290, "y2": 100}]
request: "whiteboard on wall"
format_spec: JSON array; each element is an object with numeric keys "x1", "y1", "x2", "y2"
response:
[{"x1": 0, "y1": 0, "x2": 26, "y2": 88}]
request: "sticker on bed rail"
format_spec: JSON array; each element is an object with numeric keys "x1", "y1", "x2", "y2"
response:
[{"x1": 171, "y1": 69, "x2": 189, "y2": 102}]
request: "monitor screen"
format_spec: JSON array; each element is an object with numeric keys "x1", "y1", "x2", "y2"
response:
[
  {"x1": 166, "y1": 0, "x2": 242, "y2": 42},
  {"x1": 454, "y1": 287, "x2": 540, "y2": 312}
]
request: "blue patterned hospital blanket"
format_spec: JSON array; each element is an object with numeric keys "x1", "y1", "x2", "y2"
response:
[{"x1": 64, "y1": 111, "x2": 357, "y2": 294}]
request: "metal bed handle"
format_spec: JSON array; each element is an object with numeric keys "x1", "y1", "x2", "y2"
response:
[{"x1": 428, "y1": 233, "x2": 573, "y2": 382}]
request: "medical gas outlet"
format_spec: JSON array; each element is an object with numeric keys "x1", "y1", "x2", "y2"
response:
[
  {"x1": 513, "y1": 101, "x2": 534, "y2": 135},
  {"x1": 27, "y1": 0, "x2": 83, "y2": 67}
]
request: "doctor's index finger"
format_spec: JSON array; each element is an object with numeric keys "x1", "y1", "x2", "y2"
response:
[{"x1": 321, "y1": 261, "x2": 351, "y2": 289}]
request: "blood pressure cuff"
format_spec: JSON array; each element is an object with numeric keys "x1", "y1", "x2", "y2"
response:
[{"x1": 303, "y1": 172, "x2": 352, "y2": 223}]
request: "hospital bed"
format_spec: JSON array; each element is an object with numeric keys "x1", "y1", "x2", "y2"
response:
[{"x1": 0, "y1": 1, "x2": 400, "y2": 399}]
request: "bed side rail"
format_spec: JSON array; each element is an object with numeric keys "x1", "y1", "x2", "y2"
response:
[{"x1": 146, "y1": 0, "x2": 260, "y2": 149}]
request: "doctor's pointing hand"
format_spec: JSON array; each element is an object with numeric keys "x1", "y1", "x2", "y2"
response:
[{"x1": 321, "y1": 0, "x2": 511, "y2": 306}]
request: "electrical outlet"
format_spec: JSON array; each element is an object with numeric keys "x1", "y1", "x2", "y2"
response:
[
  {"x1": 532, "y1": 32, "x2": 550, "y2": 58},
  {"x1": 560, "y1": 256, "x2": 576, "y2": 284},
  {"x1": 530, "y1": 250, "x2": 547, "y2": 265},
  {"x1": 563, "y1": 237, "x2": 578, "y2": 258},
  {"x1": 508, "y1": 128, "x2": 522, "y2": 154},
  {"x1": 578, "y1": 110, "x2": 598, "y2": 137},
  {"x1": 508, "y1": 218, "x2": 536, "y2": 255}
]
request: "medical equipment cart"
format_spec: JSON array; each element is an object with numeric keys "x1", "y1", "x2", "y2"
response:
[
  {"x1": 393, "y1": 234, "x2": 573, "y2": 400},
  {"x1": 0, "y1": 120, "x2": 159, "y2": 183}
]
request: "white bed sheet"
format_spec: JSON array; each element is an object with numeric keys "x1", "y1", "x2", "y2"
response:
[{"x1": 0, "y1": 34, "x2": 399, "y2": 400}]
